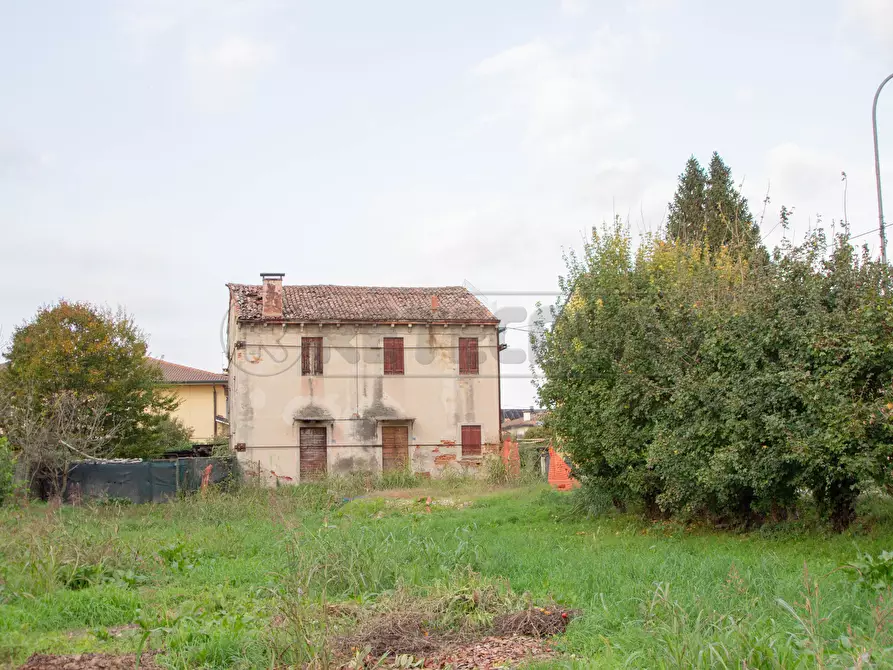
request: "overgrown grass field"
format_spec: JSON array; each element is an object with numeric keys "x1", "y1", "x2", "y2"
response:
[{"x1": 2, "y1": 478, "x2": 893, "y2": 668}]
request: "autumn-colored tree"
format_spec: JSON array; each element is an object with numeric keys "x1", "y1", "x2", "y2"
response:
[{"x1": 0, "y1": 301, "x2": 178, "y2": 459}]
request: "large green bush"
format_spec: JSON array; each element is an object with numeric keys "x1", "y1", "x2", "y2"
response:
[
  {"x1": 534, "y1": 221, "x2": 893, "y2": 528},
  {"x1": 0, "y1": 437, "x2": 14, "y2": 505}
]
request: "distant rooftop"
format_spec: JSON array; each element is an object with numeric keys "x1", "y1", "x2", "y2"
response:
[{"x1": 150, "y1": 358, "x2": 227, "y2": 384}]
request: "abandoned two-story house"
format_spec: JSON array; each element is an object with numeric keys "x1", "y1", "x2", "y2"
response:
[{"x1": 225, "y1": 274, "x2": 502, "y2": 482}]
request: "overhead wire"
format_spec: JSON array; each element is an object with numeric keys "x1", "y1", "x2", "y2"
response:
[{"x1": 848, "y1": 224, "x2": 891, "y2": 241}]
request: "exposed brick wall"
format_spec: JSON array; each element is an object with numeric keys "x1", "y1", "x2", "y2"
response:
[
  {"x1": 548, "y1": 446, "x2": 579, "y2": 491},
  {"x1": 501, "y1": 439, "x2": 520, "y2": 478}
]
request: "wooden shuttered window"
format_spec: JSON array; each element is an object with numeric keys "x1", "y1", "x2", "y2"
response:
[
  {"x1": 301, "y1": 337, "x2": 323, "y2": 376},
  {"x1": 383, "y1": 337, "x2": 404, "y2": 375},
  {"x1": 458, "y1": 337, "x2": 479, "y2": 375},
  {"x1": 461, "y1": 425, "x2": 482, "y2": 457}
]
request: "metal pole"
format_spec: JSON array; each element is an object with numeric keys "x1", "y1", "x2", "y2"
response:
[{"x1": 872, "y1": 72, "x2": 893, "y2": 265}]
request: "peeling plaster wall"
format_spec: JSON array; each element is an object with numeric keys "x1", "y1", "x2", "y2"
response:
[{"x1": 228, "y1": 320, "x2": 500, "y2": 482}]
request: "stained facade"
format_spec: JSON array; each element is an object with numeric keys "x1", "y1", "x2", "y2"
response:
[{"x1": 226, "y1": 275, "x2": 501, "y2": 482}]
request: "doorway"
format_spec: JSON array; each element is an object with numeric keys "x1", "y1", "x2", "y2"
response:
[
  {"x1": 299, "y1": 427, "x2": 327, "y2": 480},
  {"x1": 381, "y1": 425, "x2": 409, "y2": 471}
]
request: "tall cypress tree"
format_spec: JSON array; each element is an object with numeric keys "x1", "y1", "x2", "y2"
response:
[
  {"x1": 666, "y1": 156, "x2": 707, "y2": 243},
  {"x1": 666, "y1": 152, "x2": 759, "y2": 253},
  {"x1": 705, "y1": 152, "x2": 758, "y2": 251}
]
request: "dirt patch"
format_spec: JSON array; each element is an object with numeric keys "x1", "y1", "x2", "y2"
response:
[
  {"x1": 432, "y1": 635, "x2": 553, "y2": 669},
  {"x1": 66, "y1": 624, "x2": 140, "y2": 641},
  {"x1": 18, "y1": 652, "x2": 159, "y2": 670},
  {"x1": 345, "y1": 635, "x2": 553, "y2": 669},
  {"x1": 367, "y1": 488, "x2": 498, "y2": 502},
  {"x1": 380, "y1": 497, "x2": 472, "y2": 511},
  {"x1": 338, "y1": 605, "x2": 578, "y2": 668}
]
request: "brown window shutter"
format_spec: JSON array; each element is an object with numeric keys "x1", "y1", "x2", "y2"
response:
[
  {"x1": 461, "y1": 425, "x2": 482, "y2": 457},
  {"x1": 383, "y1": 337, "x2": 404, "y2": 375},
  {"x1": 302, "y1": 337, "x2": 323, "y2": 376},
  {"x1": 459, "y1": 338, "x2": 478, "y2": 375}
]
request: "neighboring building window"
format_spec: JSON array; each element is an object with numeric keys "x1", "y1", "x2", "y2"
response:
[
  {"x1": 383, "y1": 337, "x2": 404, "y2": 375},
  {"x1": 458, "y1": 337, "x2": 479, "y2": 375},
  {"x1": 302, "y1": 337, "x2": 323, "y2": 376},
  {"x1": 461, "y1": 425, "x2": 482, "y2": 457}
]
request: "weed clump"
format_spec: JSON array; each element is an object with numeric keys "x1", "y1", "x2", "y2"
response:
[
  {"x1": 492, "y1": 605, "x2": 580, "y2": 638},
  {"x1": 337, "y1": 572, "x2": 575, "y2": 661}
]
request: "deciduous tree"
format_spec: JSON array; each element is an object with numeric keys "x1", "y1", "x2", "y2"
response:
[
  {"x1": 0, "y1": 301, "x2": 177, "y2": 459},
  {"x1": 534, "y1": 219, "x2": 893, "y2": 529}
]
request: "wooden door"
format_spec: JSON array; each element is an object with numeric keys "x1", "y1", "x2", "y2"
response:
[
  {"x1": 381, "y1": 426, "x2": 409, "y2": 471},
  {"x1": 299, "y1": 427, "x2": 327, "y2": 480},
  {"x1": 461, "y1": 425, "x2": 482, "y2": 457}
]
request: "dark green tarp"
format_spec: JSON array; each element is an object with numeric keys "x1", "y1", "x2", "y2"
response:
[
  {"x1": 177, "y1": 457, "x2": 235, "y2": 491},
  {"x1": 63, "y1": 457, "x2": 237, "y2": 504}
]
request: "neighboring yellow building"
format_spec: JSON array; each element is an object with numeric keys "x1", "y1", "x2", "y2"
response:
[{"x1": 151, "y1": 358, "x2": 228, "y2": 444}]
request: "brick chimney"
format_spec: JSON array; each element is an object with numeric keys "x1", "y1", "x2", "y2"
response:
[{"x1": 261, "y1": 273, "x2": 284, "y2": 319}]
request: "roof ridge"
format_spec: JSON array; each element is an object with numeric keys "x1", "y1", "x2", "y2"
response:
[
  {"x1": 228, "y1": 283, "x2": 498, "y2": 323},
  {"x1": 230, "y1": 283, "x2": 469, "y2": 290},
  {"x1": 149, "y1": 357, "x2": 223, "y2": 375}
]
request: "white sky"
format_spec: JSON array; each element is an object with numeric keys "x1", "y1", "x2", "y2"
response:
[{"x1": 1, "y1": 0, "x2": 892, "y2": 407}]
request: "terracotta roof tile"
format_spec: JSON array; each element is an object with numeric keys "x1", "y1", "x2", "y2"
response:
[
  {"x1": 227, "y1": 284, "x2": 498, "y2": 324},
  {"x1": 150, "y1": 358, "x2": 227, "y2": 384}
]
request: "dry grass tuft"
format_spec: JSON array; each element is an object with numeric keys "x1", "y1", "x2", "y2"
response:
[
  {"x1": 339, "y1": 609, "x2": 454, "y2": 658},
  {"x1": 492, "y1": 605, "x2": 581, "y2": 638}
]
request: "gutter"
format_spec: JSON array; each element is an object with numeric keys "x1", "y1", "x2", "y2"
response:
[
  {"x1": 160, "y1": 380, "x2": 229, "y2": 386},
  {"x1": 497, "y1": 325, "x2": 506, "y2": 445}
]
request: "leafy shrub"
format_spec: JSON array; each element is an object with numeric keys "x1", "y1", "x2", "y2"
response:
[
  {"x1": 535, "y1": 220, "x2": 893, "y2": 528},
  {"x1": 60, "y1": 560, "x2": 109, "y2": 590},
  {"x1": 94, "y1": 495, "x2": 133, "y2": 507},
  {"x1": 151, "y1": 415, "x2": 194, "y2": 458},
  {"x1": 846, "y1": 550, "x2": 893, "y2": 593},
  {"x1": 158, "y1": 541, "x2": 204, "y2": 572}
]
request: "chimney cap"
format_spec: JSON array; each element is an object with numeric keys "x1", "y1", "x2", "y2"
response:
[{"x1": 260, "y1": 272, "x2": 285, "y2": 280}]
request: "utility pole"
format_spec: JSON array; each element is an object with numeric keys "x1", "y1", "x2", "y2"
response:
[{"x1": 872, "y1": 72, "x2": 893, "y2": 265}]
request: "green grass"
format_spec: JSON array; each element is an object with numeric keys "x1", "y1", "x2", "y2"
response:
[{"x1": 2, "y1": 479, "x2": 893, "y2": 668}]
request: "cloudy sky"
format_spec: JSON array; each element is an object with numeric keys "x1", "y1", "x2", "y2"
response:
[{"x1": 1, "y1": 0, "x2": 892, "y2": 407}]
